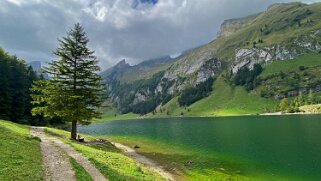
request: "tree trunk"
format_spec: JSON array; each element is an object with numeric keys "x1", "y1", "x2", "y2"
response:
[{"x1": 71, "y1": 120, "x2": 77, "y2": 140}]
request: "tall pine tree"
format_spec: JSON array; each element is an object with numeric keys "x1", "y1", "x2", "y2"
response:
[{"x1": 31, "y1": 23, "x2": 104, "y2": 139}]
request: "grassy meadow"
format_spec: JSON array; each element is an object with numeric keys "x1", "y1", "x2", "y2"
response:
[
  {"x1": 0, "y1": 120, "x2": 43, "y2": 181},
  {"x1": 260, "y1": 53, "x2": 321, "y2": 77}
]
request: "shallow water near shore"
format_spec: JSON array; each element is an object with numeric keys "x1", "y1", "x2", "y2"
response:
[{"x1": 79, "y1": 115, "x2": 321, "y2": 180}]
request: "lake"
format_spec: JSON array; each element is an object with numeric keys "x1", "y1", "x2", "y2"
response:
[{"x1": 79, "y1": 115, "x2": 321, "y2": 180}]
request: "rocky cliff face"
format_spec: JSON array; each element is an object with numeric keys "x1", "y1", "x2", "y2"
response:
[
  {"x1": 130, "y1": 57, "x2": 222, "y2": 102},
  {"x1": 157, "y1": 57, "x2": 221, "y2": 95},
  {"x1": 231, "y1": 30, "x2": 321, "y2": 74},
  {"x1": 218, "y1": 14, "x2": 258, "y2": 38},
  {"x1": 231, "y1": 45, "x2": 297, "y2": 74},
  {"x1": 219, "y1": 20, "x2": 247, "y2": 38}
]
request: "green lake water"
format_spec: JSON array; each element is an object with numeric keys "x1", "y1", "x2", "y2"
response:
[{"x1": 78, "y1": 115, "x2": 321, "y2": 180}]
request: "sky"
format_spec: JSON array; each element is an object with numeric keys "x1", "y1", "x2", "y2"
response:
[{"x1": 0, "y1": 0, "x2": 320, "y2": 70}]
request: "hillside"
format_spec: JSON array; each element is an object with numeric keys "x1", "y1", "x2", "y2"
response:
[{"x1": 101, "y1": 2, "x2": 321, "y2": 118}]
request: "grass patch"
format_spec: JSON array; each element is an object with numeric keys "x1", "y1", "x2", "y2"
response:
[
  {"x1": 260, "y1": 54, "x2": 321, "y2": 77},
  {"x1": 70, "y1": 157, "x2": 93, "y2": 181},
  {"x1": 0, "y1": 120, "x2": 43, "y2": 181},
  {"x1": 45, "y1": 128, "x2": 164, "y2": 181}
]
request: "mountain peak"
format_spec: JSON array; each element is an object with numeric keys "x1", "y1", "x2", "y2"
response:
[{"x1": 115, "y1": 59, "x2": 130, "y2": 68}]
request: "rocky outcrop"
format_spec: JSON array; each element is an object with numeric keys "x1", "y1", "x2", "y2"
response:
[
  {"x1": 295, "y1": 31, "x2": 321, "y2": 52},
  {"x1": 156, "y1": 57, "x2": 222, "y2": 96},
  {"x1": 218, "y1": 14, "x2": 258, "y2": 38},
  {"x1": 196, "y1": 59, "x2": 221, "y2": 84},
  {"x1": 231, "y1": 45, "x2": 297, "y2": 74},
  {"x1": 219, "y1": 20, "x2": 247, "y2": 38},
  {"x1": 133, "y1": 92, "x2": 148, "y2": 105}
]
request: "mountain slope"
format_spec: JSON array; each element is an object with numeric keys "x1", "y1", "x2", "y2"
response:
[{"x1": 102, "y1": 2, "x2": 321, "y2": 118}]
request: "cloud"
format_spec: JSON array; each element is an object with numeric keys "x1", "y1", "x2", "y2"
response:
[{"x1": 0, "y1": 0, "x2": 319, "y2": 69}]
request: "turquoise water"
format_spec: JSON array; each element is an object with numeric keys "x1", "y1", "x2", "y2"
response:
[{"x1": 79, "y1": 115, "x2": 321, "y2": 180}]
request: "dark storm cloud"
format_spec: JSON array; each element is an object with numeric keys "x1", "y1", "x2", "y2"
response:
[{"x1": 0, "y1": 0, "x2": 319, "y2": 69}]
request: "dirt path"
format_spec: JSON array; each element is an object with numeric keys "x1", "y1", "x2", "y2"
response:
[
  {"x1": 30, "y1": 127, "x2": 107, "y2": 181},
  {"x1": 112, "y1": 142, "x2": 174, "y2": 181}
]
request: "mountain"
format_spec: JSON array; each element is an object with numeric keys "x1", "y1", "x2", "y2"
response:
[
  {"x1": 27, "y1": 61, "x2": 42, "y2": 72},
  {"x1": 102, "y1": 2, "x2": 321, "y2": 117},
  {"x1": 27, "y1": 61, "x2": 49, "y2": 79},
  {"x1": 102, "y1": 56, "x2": 177, "y2": 85}
]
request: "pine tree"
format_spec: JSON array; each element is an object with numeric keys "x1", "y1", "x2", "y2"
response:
[{"x1": 31, "y1": 23, "x2": 105, "y2": 140}]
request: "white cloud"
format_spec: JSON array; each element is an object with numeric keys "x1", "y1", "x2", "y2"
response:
[{"x1": 0, "y1": 0, "x2": 319, "y2": 70}]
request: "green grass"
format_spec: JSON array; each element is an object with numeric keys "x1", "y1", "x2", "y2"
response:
[
  {"x1": 185, "y1": 77, "x2": 277, "y2": 116},
  {"x1": 254, "y1": 53, "x2": 321, "y2": 97},
  {"x1": 45, "y1": 128, "x2": 164, "y2": 181},
  {"x1": 0, "y1": 120, "x2": 43, "y2": 181},
  {"x1": 70, "y1": 157, "x2": 93, "y2": 181},
  {"x1": 260, "y1": 53, "x2": 321, "y2": 77}
]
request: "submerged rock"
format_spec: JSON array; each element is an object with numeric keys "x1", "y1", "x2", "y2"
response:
[{"x1": 184, "y1": 160, "x2": 193, "y2": 166}]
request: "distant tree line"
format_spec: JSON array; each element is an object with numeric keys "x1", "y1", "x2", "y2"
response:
[
  {"x1": 0, "y1": 48, "x2": 43, "y2": 125},
  {"x1": 178, "y1": 77, "x2": 214, "y2": 107}
]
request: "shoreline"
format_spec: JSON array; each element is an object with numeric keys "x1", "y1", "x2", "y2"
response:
[
  {"x1": 111, "y1": 142, "x2": 176, "y2": 181},
  {"x1": 97, "y1": 112, "x2": 321, "y2": 122},
  {"x1": 261, "y1": 112, "x2": 321, "y2": 116}
]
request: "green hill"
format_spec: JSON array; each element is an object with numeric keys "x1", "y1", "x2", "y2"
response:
[{"x1": 101, "y1": 2, "x2": 321, "y2": 120}]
